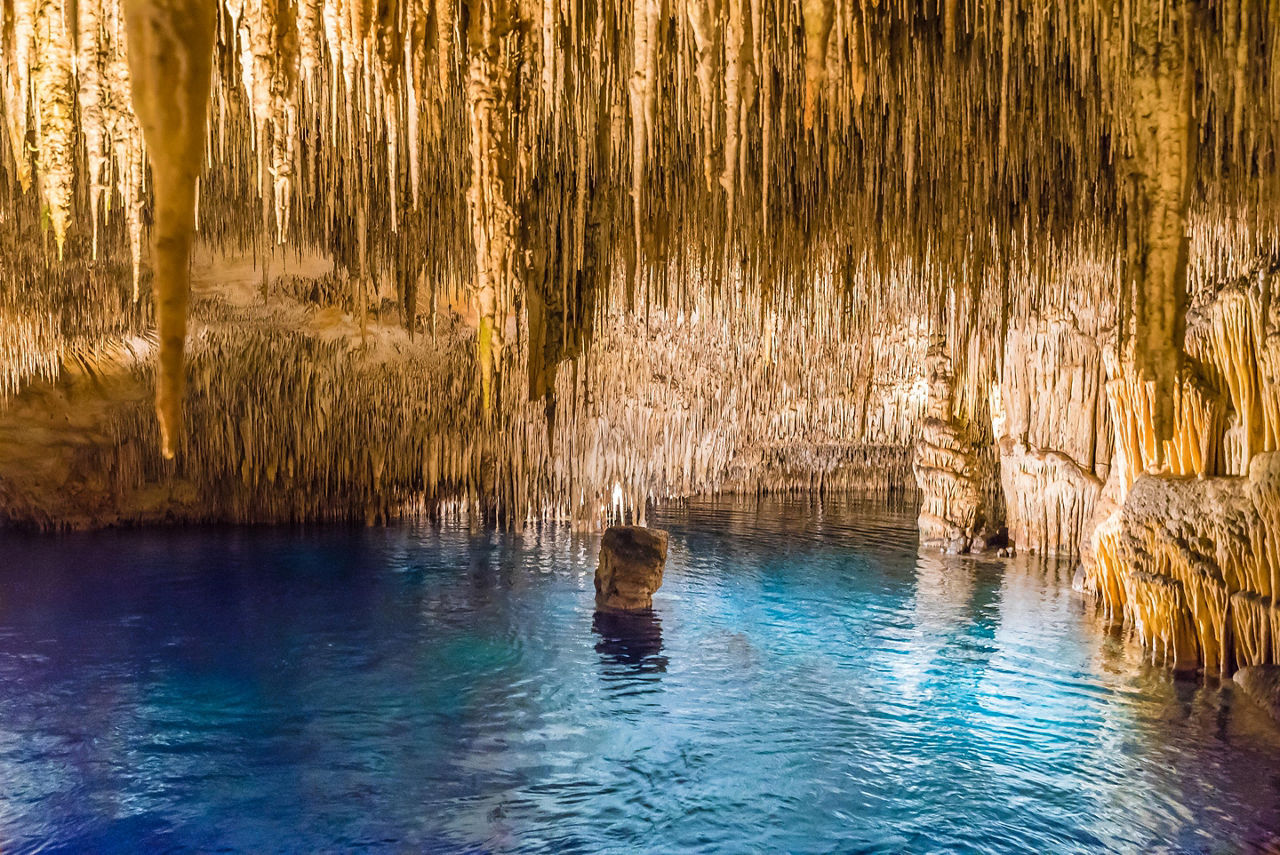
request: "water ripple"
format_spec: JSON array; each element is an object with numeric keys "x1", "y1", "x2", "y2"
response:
[{"x1": 1, "y1": 496, "x2": 1280, "y2": 853}]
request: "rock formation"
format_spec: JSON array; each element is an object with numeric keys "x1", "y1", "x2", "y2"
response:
[
  {"x1": 2, "y1": 0, "x2": 1280, "y2": 678},
  {"x1": 595, "y1": 525, "x2": 668, "y2": 612},
  {"x1": 913, "y1": 340, "x2": 996, "y2": 553},
  {"x1": 1234, "y1": 666, "x2": 1280, "y2": 723}
]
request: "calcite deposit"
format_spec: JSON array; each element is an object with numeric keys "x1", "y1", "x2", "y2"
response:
[
  {"x1": 913, "y1": 340, "x2": 996, "y2": 553},
  {"x1": 594, "y1": 525, "x2": 668, "y2": 612},
  {"x1": 3, "y1": 0, "x2": 1280, "y2": 676}
]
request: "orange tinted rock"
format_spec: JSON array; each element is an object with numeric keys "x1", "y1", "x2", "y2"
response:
[{"x1": 595, "y1": 525, "x2": 668, "y2": 612}]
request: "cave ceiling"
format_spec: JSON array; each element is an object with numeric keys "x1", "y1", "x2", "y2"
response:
[{"x1": 1, "y1": 0, "x2": 1278, "y2": 455}]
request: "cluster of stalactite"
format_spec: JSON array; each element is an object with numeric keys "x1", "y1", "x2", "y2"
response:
[
  {"x1": 989, "y1": 242, "x2": 1115, "y2": 554},
  {"x1": 1078, "y1": 259, "x2": 1280, "y2": 674},
  {"x1": 7, "y1": 0, "x2": 1280, "y2": 680},
  {"x1": 0, "y1": 186, "x2": 149, "y2": 397},
  {"x1": 0, "y1": 253, "x2": 924, "y2": 529},
  {"x1": 4, "y1": 0, "x2": 1280, "y2": 460}
]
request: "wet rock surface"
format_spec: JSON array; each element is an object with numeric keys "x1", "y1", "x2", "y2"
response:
[
  {"x1": 595, "y1": 525, "x2": 668, "y2": 612},
  {"x1": 1234, "y1": 666, "x2": 1280, "y2": 722}
]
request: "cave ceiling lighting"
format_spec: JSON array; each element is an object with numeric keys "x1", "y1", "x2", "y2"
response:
[{"x1": 3, "y1": 0, "x2": 1280, "y2": 671}]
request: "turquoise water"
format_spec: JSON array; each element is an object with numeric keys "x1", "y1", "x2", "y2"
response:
[{"x1": 2, "y1": 497, "x2": 1280, "y2": 853}]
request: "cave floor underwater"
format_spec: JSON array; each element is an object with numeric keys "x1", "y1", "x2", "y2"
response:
[{"x1": 2, "y1": 495, "x2": 1280, "y2": 854}]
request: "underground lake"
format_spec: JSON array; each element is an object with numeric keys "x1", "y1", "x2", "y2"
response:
[{"x1": 2, "y1": 497, "x2": 1280, "y2": 854}]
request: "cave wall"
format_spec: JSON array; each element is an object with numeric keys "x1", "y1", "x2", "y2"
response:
[
  {"x1": 1079, "y1": 257, "x2": 1280, "y2": 674},
  {"x1": 992, "y1": 250, "x2": 1116, "y2": 556},
  {"x1": 0, "y1": 246, "x2": 926, "y2": 529}
]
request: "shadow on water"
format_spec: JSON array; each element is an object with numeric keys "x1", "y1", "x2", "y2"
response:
[{"x1": 592, "y1": 609, "x2": 667, "y2": 688}]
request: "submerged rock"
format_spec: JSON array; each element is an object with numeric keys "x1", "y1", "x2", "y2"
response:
[
  {"x1": 1234, "y1": 666, "x2": 1280, "y2": 722},
  {"x1": 595, "y1": 525, "x2": 668, "y2": 612}
]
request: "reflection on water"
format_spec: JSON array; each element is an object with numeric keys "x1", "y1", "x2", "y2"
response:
[
  {"x1": 593, "y1": 609, "x2": 667, "y2": 674},
  {"x1": 1, "y1": 496, "x2": 1280, "y2": 853}
]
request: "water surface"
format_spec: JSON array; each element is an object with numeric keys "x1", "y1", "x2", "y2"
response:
[{"x1": 2, "y1": 497, "x2": 1280, "y2": 853}]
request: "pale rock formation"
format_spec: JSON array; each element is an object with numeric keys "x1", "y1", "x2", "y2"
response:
[
  {"x1": 995, "y1": 280, "x2": 1113, "y2": 555},
  {"x1": 914, "y1": 341, "x2": 995, "y2": 554},
  {"x1": 0, "y1": 249, "x2": 926, "y2": 529},
  {"x1": 595, "y1": 525, "x2": 668, "y2": 612},
  {"x1": 122, "y1": 0, "x2": 216, "y2": 459},
  {"x1": 2, "y1": 0, "x2": 1275, "y2": 469},
  {"x1": 1081, "y1": 275, "x2": 1280, "y2": 674}
]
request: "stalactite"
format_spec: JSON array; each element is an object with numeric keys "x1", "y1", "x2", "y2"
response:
[
  {"x1": 1122, "y1": 0, "x2": 1194, "y2": 451},
  {"x1": 464, "y1": 0, "x2": 520, "y2": 414},
  {"x1": 78, "y1": 0, "x2": 107, "y2": 258},
  {"x1": 3, "y1": 0, "x2": 35, "y2": 192},
  {"x1": 686, "y1": 0, "x2": 721, "y2": 194},
  {"x1": 800, "y1": 0, "x2": 833, "y2": 131},
  {"x1": 33, "y1": 0, "x2": 76, "y2": 258},
  {"x1": 122, "y1": 0, "x2": 217, "y2": 459}
]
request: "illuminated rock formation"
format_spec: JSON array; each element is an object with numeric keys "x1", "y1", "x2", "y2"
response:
[
  {"x1": 1235, "y1": 666, "x2": 1280, "y2": 723},
  {"x1": 121, "y1": 0, "x2": 216, "y2": 460},
  {"x1": 2, "y1": 0, "x2": 1280, "y2": 677},
  {"x1": 595, "y1": 525, "x2": 668, "y2": 612},
  {"x1": 994, "y1": 257, "x2": 1113, "y2": 555},
  {"x1": 913, "y1": 341, "x2": 996, "y2": 553}
]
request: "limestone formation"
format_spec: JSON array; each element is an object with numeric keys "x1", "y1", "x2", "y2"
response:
[
  {"x1": 595, "y1": 525, "x2": 668, "y2": 612},
  {"x1": 914, "y1": 341, "x2": 995, "y2": 554},
  {"x1": 1234, "y1": 666, "x2": 1280, "y2": 723},
  {"x1": 2, "y1": 0, "x2": 1280, "y2": 679},
  {"x1": 121, "y1": 0, "x2": 216, "y2": 460}
]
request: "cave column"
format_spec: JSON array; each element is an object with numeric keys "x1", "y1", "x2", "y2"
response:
[{"x1": 1122, "y1": 0, "x2": 1195, "y2": 464}]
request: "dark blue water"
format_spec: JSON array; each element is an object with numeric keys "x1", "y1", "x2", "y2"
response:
[{"x1": 3, "y1": 497, "x2": 1280, "y2": 854}]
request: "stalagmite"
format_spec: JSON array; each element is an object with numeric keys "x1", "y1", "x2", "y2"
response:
[
  {"x1": 122, "y1": 0, "x2": 217, "y2": 458},
  {"x1": 914, "y1": 341, "x2": 996, "y2": 554}
]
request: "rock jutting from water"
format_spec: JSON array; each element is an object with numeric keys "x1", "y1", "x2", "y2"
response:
[
  {"x1": 595, "y1": 525, "x2": 668, "y2": 613},
  {"x1": 1234, "y1": 666, "x2": 1280, "y2": 724}
]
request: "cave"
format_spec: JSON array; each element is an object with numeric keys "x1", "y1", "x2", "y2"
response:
[{"x1": 5, "y1": 0, "x2": 1280, "y2": 849}]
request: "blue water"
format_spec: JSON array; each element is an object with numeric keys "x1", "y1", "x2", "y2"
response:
[{"x1": 3, "y1": 497, "x2": 1280, "y2": 854}]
